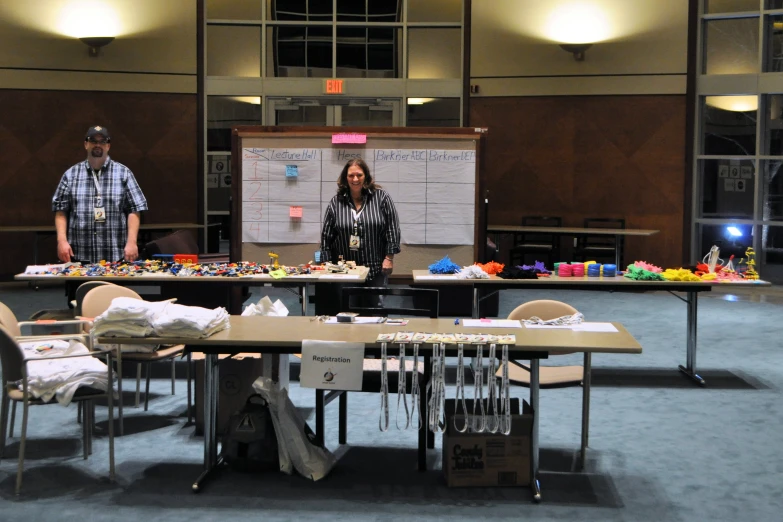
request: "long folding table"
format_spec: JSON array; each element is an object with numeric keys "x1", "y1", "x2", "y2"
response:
[
  {"x1": 101, "y1": 315, "x2": 642, "y2": 502},
  {"x1": 412, "y1": 270, "x2": 770, "y2": 385}
]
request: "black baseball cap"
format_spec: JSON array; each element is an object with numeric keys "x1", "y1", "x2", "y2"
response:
[{"x1": 85, "y1": 125, "x2": 111, "y2": 141}]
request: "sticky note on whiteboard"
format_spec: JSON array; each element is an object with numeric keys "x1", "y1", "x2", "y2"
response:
[
  {"x1": 332, "y1": 133, "x2": 367, "y2": 144},
  {"x1": 290, "y1": 206, "x2": 303, "y2": 218},
  {"x1": 285, "y1": 165, "x2": 298, "y2": 177}
]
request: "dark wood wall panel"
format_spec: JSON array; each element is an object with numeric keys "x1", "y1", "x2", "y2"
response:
[
  {"x1": 0, "y1": 90, "x2": 197, "y2": 278},
  {"x1": 471, "y1": 95, "x2": 686, "y2": 269}
]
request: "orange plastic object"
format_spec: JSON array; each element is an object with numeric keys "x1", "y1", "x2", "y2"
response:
[
  {"x1": 35, "y1": 319, "x2": 57, "y2": 324},
  {"x1": 174, "y1": 253, "x2": 198, "y2": 265}
]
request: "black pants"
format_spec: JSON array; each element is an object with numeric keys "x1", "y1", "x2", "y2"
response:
[{"x1": 314, "y1": 272, "x2": 388, "y2": 315}]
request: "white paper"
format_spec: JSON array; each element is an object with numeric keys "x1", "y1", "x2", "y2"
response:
[
  {"x1": 242, "y1": 159, "x2": 269, "y2": 181},
  {"x1": 242, "y1": 202, "x2": 265, "y2": 222},
  {"x1": 396, "y1": 182, "x2": 428, "y2": 203},
  {"x1": 571, "y1": 322, "x2": 619, "y2": 332},
  {"x1": 426, "y1": 203, "x2": 475, "y2": 225},
  {"x1": 426, "y1": 160, "x2": 476, "y2": 184},
  {"x1": 265, "y1": 201, "x2": 322, "y2": 223},
  {"x1": 394, "y1": 202, "x2": 427, "y2": 225},
  {"x1": 242, "y1": 147, "x2": 269, "y2": 160},
  {"x1": 268, "y1": 222, "x2": 320, "y2": 243},
  {"x1": 243, "y1": 180, "x2": 269, "y2": 202},
  {"x1": 318, "y1": 274, "x2": 362, "y2": 280},
  {"x1": 524, "y1": 324, "x2": 574, "y2": 329},
  {"x1": 300, "y1": 340, "x2": 365, "y2": 391},
  {"x1": 462, "y1": 319, "x2": 522, "y2": 328},
  {"x1": 324, "y1": 317, "x2": 385, "y2": 324},
  {"x1": 401, "y1": 223, "x2": 426, "y2": 245},
  {"x1": 242, "y1": 222, "x2": 269, "y2": 243},
  {"x1": 269, "y1": 160, "x2": 321, "y2": 182},
  {"x1": 268, "y1": 180, "x2": 321, "y2": 202},
  {"x1": 426, "y1": 224, "x2": 473, "y2": 245},
  {"x1": 427, "y1": 183, "x2": 474, "y2": 205},
  {"x1": 267, "y1": 148, "x2": 321, "y2": 162},
  {"x1": 372, "y1": 149, "x2": 427, "y2": 183}
]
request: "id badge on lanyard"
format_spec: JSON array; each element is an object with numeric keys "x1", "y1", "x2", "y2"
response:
[
  {"x1": 92, "y1": 170, "x2": 106, "y2": 222},
  {"x1": 350, "y1": 205, "x2": 364, "y2": 250}
]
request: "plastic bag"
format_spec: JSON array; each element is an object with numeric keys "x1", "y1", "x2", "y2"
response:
[
  {"x1": 252, "y1": 376, "x2": 336, "y2": 481},
  {"x1": 241, "y1": 296, "x2": 289, "y2": 317}
]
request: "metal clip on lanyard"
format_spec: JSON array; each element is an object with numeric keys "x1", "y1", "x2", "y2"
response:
[
  {"x1": 379, "y1": 342, "x2": 390, "y2": 432},
  {"x1": 471, "y1": 344, "x2": 486, "y2": 433},
  {"x1": 410, "y1": 343, "x2": 421, "y2": 430},
  {"x1": 396, "y1": 343, "x2": 410, "y2": 430},
  {"x1": 92, "y1": 170, "x2": 103, "y2": 207},
  {"x1": 454, "y1": 343, "x2": 469, "y2": 433},
  {"x1": 500, "y1": 344, "x2": 512, "y2": 435},
  {"x1": 485, "y1": 343, "x2": 499, "y2": 433},
  {"x1": 427, "y1": 342, "x2": 446, "y2": 433}
]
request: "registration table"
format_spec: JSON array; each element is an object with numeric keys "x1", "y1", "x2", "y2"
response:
[
  {"x1": 412, "y1": 270, "x2": 771, "y2": 385},
  {"x1": 15, "y1": 267, "x2": 369, "y2": 315},
  {"x1": 100, "y1": 315, "x2": 643, "y2": 501}
]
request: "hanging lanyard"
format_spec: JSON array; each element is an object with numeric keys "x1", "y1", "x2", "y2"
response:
[{"x1": 91, "y1": 169, "x2": 103, "y2": 207}]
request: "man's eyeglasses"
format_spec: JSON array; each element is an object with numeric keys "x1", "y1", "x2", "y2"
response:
[{"x1": 87, "y1": 138, "x2": 109, "y2": 145}]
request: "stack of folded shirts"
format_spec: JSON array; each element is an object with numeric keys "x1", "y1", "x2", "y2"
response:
[
  {"x1": 19, "y1": 340, "x2": 109, "y2": 406},
  {"x1": 152, "y1": 303, "x2": 230, "y2": 338},
  {"x1": 91, "y1": 297, "x2": 167, "y2": 338}
]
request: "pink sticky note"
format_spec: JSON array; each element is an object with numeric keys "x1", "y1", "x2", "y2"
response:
[
  {"x1": 480, "y1": 319, "x2": 492, "y2": 323},
  {"x1": 289, "y1": 206, "x2": 303, "y2": 218},
  {"x1": 332, "y1": 133, "x2": 367, "y2": 144}
]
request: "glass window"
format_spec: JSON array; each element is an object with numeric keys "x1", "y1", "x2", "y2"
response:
[
  {"x1": 269, "y1": 0, "x2": 333, "y2": 21},
  {"x1": 698, "y1": 223, "x2": 755, "y2": 261},
  {"x1": 408, "y1": 28, "x2": 461, "y2": 79},
  {"x1": 408, "y1": 0, "x2": 462, "y2": 23},
  {"x1": 207, "y1": 0, "x2": 262, "y2": 19},
  {"x1": 702, "y1": 96, "x2": 758, "y2": 155},
  {"x1": 267, "y1": 25, "x2": 333, "y2": 77},
  {"x1": 765, "y1": 15, "x2": 783, "y2": 72},
  {"x1": 762, "y1": 225, "x2": 783, "y2": 275},
  {"x1": 767, "y1": 1, "x2": 783, "y2": 9},
  {"x1": 763, "y1": 94, "x2": 783, "y2": 154},
  {"x1": 699, "y1": 158, "x2": 756, "y2": 218},
  {"x1": 407, "y1": 98, "x2": 460, "y2": 127},
  {"x1": 207, "y1": 26, "x2": 261, "y2": 76},
  {"x1": 703, "y1": 17, "x2": 760, "y2": 74},
  {"x1": 341, "y1": 105, "x2": 394, "y2": 126},
  {"x1": 275, "y1": 103, "x2": 327, "y2": 126},
  {"x1": 207, "y1": 96, "x2": 262, "y2": 151},
  {"x1": 762, "y1": 160, "x2": 783, "y2": 220},
  {"x1": 335, "y1": 26, "x2": 401, "y2": 78},
  {"x1": 705, "y1": 0, "x2": 760, "y2": 13}
]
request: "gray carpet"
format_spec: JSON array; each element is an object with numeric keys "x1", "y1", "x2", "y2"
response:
[{"x1": 0, "y1": 283, "x2": 781, "y2": 521}]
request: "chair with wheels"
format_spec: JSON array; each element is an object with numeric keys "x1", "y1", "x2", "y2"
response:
[
  {"x1": 81, "y1": 284, "x2": 191, "y2": 435},
  {"x1": 573, "y1": 217, "x2": 626, "y2": 267},
  {"x1": 314, "y1": 287, "x2": 439, "y2": 464},
  {"x1": 498, "y1": 299, "x2": 592, "y2": 469},
  {"x1": 0, "y1": 323, "x2": 115, "y2": 496},
  {"x1": 508, "y1": 216, "x2": 562, "y2": 268}
]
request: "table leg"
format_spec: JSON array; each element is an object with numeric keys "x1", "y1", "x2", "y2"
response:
[
  {"x1": 580, "y1": 352, "x2": 591, "y2": 470},
  {"x1": 472, "y1": 286, "x2": 479, "y2": 319},
  {"x1": 301, "y1": 283, "x2": 310, "y2": 316},
  {"x1": 193, "y1": 353, "x2": 221, "y2": 492},
  {"x1": 614, "y1": 234, "x2": 621, "y2": 268},
  {"x1": 530, "y1": 358, "x2": 541, "y2": 503},
  {"x1": 678, "y1": 291, "x2": 705, "y2": 385}
]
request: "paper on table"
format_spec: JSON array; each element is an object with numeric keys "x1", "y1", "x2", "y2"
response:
[
  {"x1": 462, "y1": 319, "x2": 522, "y2": 328},
  {"x1": 319, "y1": 274, "x2": 362, "y2": 280},
  {"x1": 571, "y1": 322, "x2": 618, "y2": 332},
  {"x1": 524, "y1": 324, "x2": 574, "y2": 329},
  {"x1": 325, "y1": 317, "x2": 385, "y2": 324}
]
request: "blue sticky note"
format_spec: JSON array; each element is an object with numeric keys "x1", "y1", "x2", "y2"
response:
[{"x1": 285, "y1": 165, "x2": 298, "y2": 177}]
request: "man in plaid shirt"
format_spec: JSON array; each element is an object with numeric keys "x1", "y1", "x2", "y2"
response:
[{"x1": 52, "y1": 126, "x2": 148, "y2": 263}]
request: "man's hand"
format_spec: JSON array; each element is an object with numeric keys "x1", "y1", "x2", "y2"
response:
[
  {"x1": 57, "y1": 239, "x2": 73, "y2": 263},
  {"x1": 124, "y1": 242, "x2": 139, "y2": 262}
]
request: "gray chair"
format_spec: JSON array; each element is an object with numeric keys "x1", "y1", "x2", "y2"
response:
[
  {"x1": 499, "y1": 299, "x2": 591, "y2": 469},
  {"x1": 573, "y1": 217, "x2": 626, "y2": 266},
  {"x1": 0, "y1": 323, "x2": 115, "y2": 496},
  {"x1": 509, "y1": 216, "x2": 562, "y2": 267}
]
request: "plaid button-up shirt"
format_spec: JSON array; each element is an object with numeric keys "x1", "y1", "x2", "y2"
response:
[{"x1": 52, "y1": 157, "x2": 148, "y2": 263}]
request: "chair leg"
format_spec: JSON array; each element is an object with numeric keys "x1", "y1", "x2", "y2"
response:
[
  {"x1": 315, "y1": 390, "x2": 325, "y2": 447},
  {"x1": 171, "y1": 358, "x2": 176, "y2": 395},
  {"x1": 580, "y1": 352, "x2": 592, "y2": 471},
  {"x1": 338, "y1": 392, "x2": 347, "y2": 445},
  {"x1": 135, "y1": 363, "x2": 142, "y2": 408},
  {"x1": 0, "y1": 391, "x2": 8, "y2": 458},
  {"x1": 116, "y1": 350, "x2": 124, "y2": 436},
  {"x1": 77, "y1": 402, "x2": 82, "y2": 424},
  {"x1": 15, "y1": 395, "x2": 30, "y2": 496},
  {"x1": 186, "y1": 353, "x2": 192, "y2": 425},
  {"x1": 145, "y1": 363, "x2": 151, "y2": 411},
  {"x1": 9, "y1": 400, "x2": 16, "y2": 438},
  {"x1": 82, "y1": 400, "x2": 89, "y2": 460}
]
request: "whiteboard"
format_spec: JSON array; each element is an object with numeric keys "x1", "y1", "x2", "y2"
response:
[{"x1": 233, "y1": 128, "x2": 483, "y2": 275}]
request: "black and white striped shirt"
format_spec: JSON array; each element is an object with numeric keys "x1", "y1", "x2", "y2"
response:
[{"x1": 321, "y1": 188, "x2": 401, "y2": 279}]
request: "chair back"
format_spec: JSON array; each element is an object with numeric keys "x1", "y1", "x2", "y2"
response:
[
  {"x1": 81, "y1": 285, "x2": 143, "y2": 319},
  {"x1": 74, "y1": 281, "x2": 114, "y2": 316},
  {"x1": 576, "y1": 217, "x2": 626, "y2": 263},
  {"x1": 0, "y1": 301, "x2": 21, "y2": 337},
  {"x1": 515, "y1": 216, "x2": 562, "y2": 247},
  {"x1": 144, "y1": 229, "x2": 199, "y2": 257},
  {"x1": 0, "y1": 324, "x2": 25, "y2": 384},
  {"x1": 340, "y1": 287, "x2": 439, "y2": 318},
  {"x1": 508, "y1": 299, "x2": 579, "y2": 355}
]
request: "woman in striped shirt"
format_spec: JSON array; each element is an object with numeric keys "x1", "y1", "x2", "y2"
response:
[{"x1": 321, "y1": 158, "x2": 401, "y2": 287}]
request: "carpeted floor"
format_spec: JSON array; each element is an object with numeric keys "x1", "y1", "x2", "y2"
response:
[{"x1": 0, "y1": 283, "x2": 781, "y2": 521}]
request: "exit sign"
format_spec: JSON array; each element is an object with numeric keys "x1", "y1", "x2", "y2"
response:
[{"x1": 324, "y1": 79, "x2": 344, "y2": 94}]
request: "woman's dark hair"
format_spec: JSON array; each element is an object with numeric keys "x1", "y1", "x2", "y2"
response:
[{"x1": 336, "y1": 158, "x2": 381, "y2": 195}]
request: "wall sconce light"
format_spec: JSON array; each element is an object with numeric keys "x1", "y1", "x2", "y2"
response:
[
  {"x1": 79, "y1": 36, "x2": 115, "y2": 57},
  {"x1": 559, "y1": 43, "x2": 592, "y2": 61}
]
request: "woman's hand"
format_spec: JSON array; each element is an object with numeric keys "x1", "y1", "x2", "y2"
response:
[{"x1": 382, "y1": 257, "x2": 393, "y2": 275}]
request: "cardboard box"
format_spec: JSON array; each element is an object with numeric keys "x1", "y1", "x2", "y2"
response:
[
  {"x1": 194, "y1": 354, "x2": 265, "y2": 435},
  {"x1": 442, "y1": 398, "x2": 533, "y2": 487}
]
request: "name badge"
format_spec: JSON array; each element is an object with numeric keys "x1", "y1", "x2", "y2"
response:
[
  {"x1": 94, "y1": 207, "x2": 106, "y2": 222},
  {"x1": 349, "y1": 235, "x2": 360, "y2": 250}
]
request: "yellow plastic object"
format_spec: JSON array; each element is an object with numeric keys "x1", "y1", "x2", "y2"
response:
[{"x1": 268, "y1": 251, "x2": 280, "y2": 269}]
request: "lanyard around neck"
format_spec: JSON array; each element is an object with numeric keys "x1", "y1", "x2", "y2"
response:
[{"x1": 91, "y1": 169, "x2": 102, "y2": 199}]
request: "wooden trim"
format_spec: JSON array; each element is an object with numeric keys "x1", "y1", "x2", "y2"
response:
[
  {"x1": 197, "y1": 0, "x2": 206, "y2": 253},
  {"x1": 683, "y1": 0, "x2": 698, "y2": 264},
  {"x1": 463, "y1": 0, "x2": 472, "y2": 127},
  {"x1": 230, "y1": 130, "x2": 241, "y2": 262}
]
